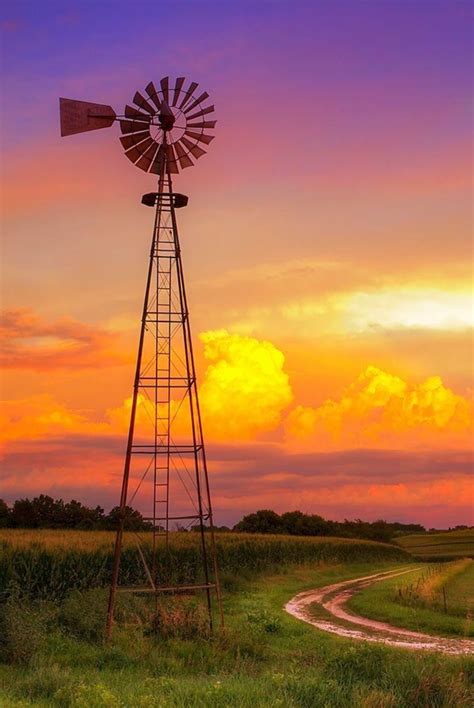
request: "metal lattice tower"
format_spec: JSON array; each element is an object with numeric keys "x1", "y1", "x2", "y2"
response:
[{"x1": 59, "y1": 77, "x2": 223, "y2": 639}]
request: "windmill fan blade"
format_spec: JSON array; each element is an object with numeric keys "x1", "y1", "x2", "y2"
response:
[
  {"x1": 124, "y1": 144, "x2": 147, "y2": 164},
  {"x1": 124, "y1": 137, "x2": 155, "y2": 162},
  {"x1": 180, "y1": 136, "x2": 207, "y2": 159},
  {"x1": 183, "y1": 91, "x2": 209, "y2": 115},
  {"x1": 135, "y1": 142, "x2": 160, "y2": 171},
  {"x1": 174, "y1": 141, "x2": 194, "y2": 169},
  {"x1": 124, "y1": 146, "x2": 141, "y2": 165},
  {"x1": 172, "y1": 77, "x2": 185, "y2": 106},
  {"x1": 149, "y1": 144, "x2": 166, "y2": 174},
  {"x1": 179, "y1": 81, "x2": 198, "y2": 110},
  {"x1": 133, "y1": 91, "x2": 155, "y2": 115},
  {"x1": 120, "y1": 131, "x2": 152, "y2": 150},
  {"x1": 160, "y1": 77, "x2": 169, "y2": 104},
  {"x1": 145, "y1": 81, "x2": 161, "y2": 110},
  {"x1": 120, "y1": 119, "x2": 151, "y2": 135},
  {"x1": 187, "y1": 120, "x2": 217, "y2": 129},
  {"x1": 165, "y1": 144, "x2": 179, "y2": 174},
  {"x1": 59, "y1": 98, "x2": 116, "y2": 137},
  {"x1": 124, "y1": 104, "x2": 151, "y2": 120},
  {"x1": 186, "y1": 105, "x2": 215, "y2": 122},
  {"x1": 184, "y1": 130, "x2": 215, "y2": 145}
]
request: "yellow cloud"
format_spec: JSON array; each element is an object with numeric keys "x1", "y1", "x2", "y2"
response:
[
  {"x1": 285, "y1": 366, "x2": 472, "y2": 447},
  {"x1": 341, "y1": 288, "x2": 473, "y2": 332},
  {"x1": 106, "y1": 330, "x2": 295, "y2": 441},
  {"x1": 198, "y1": 329, "x2": 293, "y2": 438}
]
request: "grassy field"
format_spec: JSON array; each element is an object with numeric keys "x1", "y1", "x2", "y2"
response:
[
  {"x1": 396, "y1": 529, "x2": 474, "y2": 560},
  {"x1": 0, "y1": 531, "x2": 472, "y2": 707},
  {"x1": 348, "y1": 559, "x2": 474, "y2": 638},
  {"x1": 0, "y1": 530, "x2": 409, "y2": 601},
  {"x1": 447, "y1": 561, "x2": 474, "y2": 617},
  {"x1": 0, "y1": 562, "x2": 473, "y2": 707}
]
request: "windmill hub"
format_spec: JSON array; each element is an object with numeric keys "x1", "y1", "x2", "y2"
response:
[
  {"x1": 158, "y1": 113, "x2": 175, "y2": 130},
  {"x1": 158, "y1": 104, "x2": 176, "y2": 131}
]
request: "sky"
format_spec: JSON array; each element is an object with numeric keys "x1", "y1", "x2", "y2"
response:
[{"x1": 1, "y1": 0, "x2": 473, "y2": 528}]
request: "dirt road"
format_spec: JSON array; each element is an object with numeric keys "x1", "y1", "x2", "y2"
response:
[{"x1": 284, "y1": 568, "x2": 474, "y2": 655}]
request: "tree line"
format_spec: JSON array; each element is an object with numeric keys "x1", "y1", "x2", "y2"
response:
[
  {"x1": 232, "y1": 509, "x2": 425, "y2": 543},
  {"x1": 0, "y1": 496, "x2": 430, "y2": 542},
  {"x1": 0, "y1": 496, "x2": 150, "y2": 531}
]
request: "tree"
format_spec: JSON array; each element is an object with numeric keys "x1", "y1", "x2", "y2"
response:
[
  {"x1": 0, "y1": 500, "x2": 10, "y2": 528},
  {"x1": 281, "y1": 510, "x2": 305, "y2": 534},
  {"x1": 30, "y1": 495, "x2": 62, "y2": 527},
  {"x1": 295, "y1": 514, "x2": 329, "y2": 537},
  {"x1": 105, "y1": 506, "x2": 151, "y2": 531},
  {"x1": 11, "y1": 498, "x2": 38, "y2": 528},
  {"x1": 233, "y1": 509, "x2": 283, "y2": 534},
  {"x1": 366, "y1": 520, "x2": 393, "y2": 543}
]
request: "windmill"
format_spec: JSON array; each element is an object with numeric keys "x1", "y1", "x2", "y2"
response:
[{"x1": 59, "y1": 77, "x2": 222, "y2": 639}]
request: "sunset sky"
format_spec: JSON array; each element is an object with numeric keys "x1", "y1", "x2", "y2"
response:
[{"x1": 1, "y1": 0, "x2": 472, "y2": 528}]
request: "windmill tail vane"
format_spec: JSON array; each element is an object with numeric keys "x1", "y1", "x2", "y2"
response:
[{"x1": 60, "y1": 76, "x2": 222, "y2": 640}]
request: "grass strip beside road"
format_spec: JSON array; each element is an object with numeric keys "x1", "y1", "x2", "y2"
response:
[{"x1": 347, "y1": 562, "x2": 473, "y2": 638}]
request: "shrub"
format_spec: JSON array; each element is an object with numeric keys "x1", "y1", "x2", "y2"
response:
[
  {"x1": 0, "y1": 597, "x2": 45, "y2": 664},
  {"x1": 148, "y1": 597, "x2": 210, "y2": 640},
  {"x1": 59, "y1": 588, "x2": 109, "y2": 641}
]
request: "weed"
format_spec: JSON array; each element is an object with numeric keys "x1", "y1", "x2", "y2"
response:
[
  {"x1": 148, "y1": 597, "x2": 210, "y2": 640},
  {"x1": 0, "y1": 596, "x2": 45, "y2": 664},
  {"x1": 247, "y1": 607, "x2": 282, "y2": 633},
  {"x1": 326, "y1": 645, "x2": 386, "y2": 687},
  {"x1": 16, "y1": 663, "x2": 74, "y2": 701}
]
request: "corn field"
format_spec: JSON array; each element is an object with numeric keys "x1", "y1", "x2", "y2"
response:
[{"x1": 0, "y1": 530, "x2": 409, "y2": 601}]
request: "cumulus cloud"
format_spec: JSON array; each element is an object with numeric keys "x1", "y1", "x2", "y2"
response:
[
  {"x1": 198, "y1": 329, "x2": 293, "y2": 438},
  {"x1": 285, "y1": 365, "x2": 473, "y2": 448},
  {"x1": 0, "y1": 308, "x2": 127, "y2": 370}
]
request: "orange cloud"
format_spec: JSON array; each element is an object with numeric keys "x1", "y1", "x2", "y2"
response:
[
  {"x1": 1, "y1": 330, "x2": 294, "y2": 450},
  {"x1": 0, "y1": 308, "x2": 128, "y2": 371},
  {"x1": 0, "y1": 395, "x2": 108, "y2": 449},
  {"x1": 285, "y1": 365, "x2": 473, "y2": 448}
]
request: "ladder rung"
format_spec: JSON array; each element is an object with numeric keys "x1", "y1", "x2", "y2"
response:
[{"x1": 118, "y1": 583, "x2": 216, "y2": 594}]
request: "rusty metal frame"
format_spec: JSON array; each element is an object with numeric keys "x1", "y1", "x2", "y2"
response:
[{"x1": 105, "y1": 142, "x2": 223, "y2": 639}]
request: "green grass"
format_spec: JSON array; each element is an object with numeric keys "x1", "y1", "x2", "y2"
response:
[
  {"x1": 396, "y1": 529, "x2": 474, "y2": 560},
  {"x1": 348, "y1": 562, "x2": 474, "y2": 638},
  {"x1": 0, "y1": 562, "x2": 473, "y2": 707},
  {"x1": 444, "y1": 561, "x2": 474, "y2": 617},
  {"x1": 0, "y1": 530, "x2": 409, "y2": 601}
]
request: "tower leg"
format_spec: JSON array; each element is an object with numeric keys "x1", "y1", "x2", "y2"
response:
[{"x1": 106, "y1": 176, "x2": 164, "y2": 641}]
